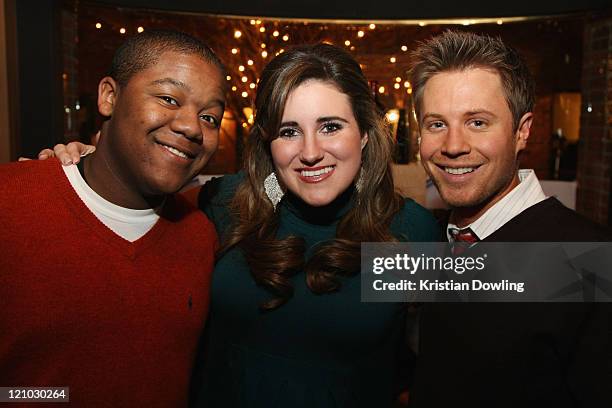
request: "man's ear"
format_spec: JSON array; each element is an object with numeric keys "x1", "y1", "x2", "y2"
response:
[
  {"x1": 515, "y1": 112, "x2": 533, "y2": 154},
  {"x1": 97, "y1": 76, "x2": 118, "y2": 117}
]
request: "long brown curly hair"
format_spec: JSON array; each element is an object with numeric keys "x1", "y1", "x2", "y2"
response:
[{"x1": 220, "y1": 44, "x2": 402, "y2": 310}]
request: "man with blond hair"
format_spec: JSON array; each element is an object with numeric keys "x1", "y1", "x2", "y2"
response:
[{"x1": 409, "y1": 30, "x2": 611, "y2": 407}]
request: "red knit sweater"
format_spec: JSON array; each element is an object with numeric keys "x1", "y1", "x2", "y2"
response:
[{"x1": 0, "y1": 159, "x2": 216, "y2": 407}]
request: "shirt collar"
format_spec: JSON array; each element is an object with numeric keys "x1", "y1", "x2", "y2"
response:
[{"x1": 447, "y1": 169, "x2": 547, "y2": 242}]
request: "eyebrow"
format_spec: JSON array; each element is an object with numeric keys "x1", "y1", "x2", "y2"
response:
[
  {"x1": 279, "y1": 116, "x2": 350, "y2": 127},
  {"x1": 464, "y1": 109, "x2": 496, "y2": 117},
  {"x1": 421, "y1": 109, "x2": 497, "y2": 121},
  {"x1": 421, "y1": 113, "x2": 444, "y2": 122},
  {"x1": 149, "y1": 78, "x2": 188, "y2": 89}
]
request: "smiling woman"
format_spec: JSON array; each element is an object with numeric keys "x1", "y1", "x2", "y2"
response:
[
  {"x1": 270, "y1": 80, "x2": 366, "y2": 207},
  {"x1": 192, "y1": 43, "x2": 440, "y2": 407}
]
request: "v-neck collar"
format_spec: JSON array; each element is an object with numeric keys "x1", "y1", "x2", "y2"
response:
[{"x1": 51, "y1": 160, "x2": 172, "y2": 260}]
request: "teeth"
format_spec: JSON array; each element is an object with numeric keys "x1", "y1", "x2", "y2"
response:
[
  {"x1": 162, "y1": 145, "x2": 189, "y2": 159},
  {"x1": 301, "y1": 166, "x2": 334, "y2": 177},
  {"x1": 444, "y1": 167, "x2": 474, "y2": 175}
]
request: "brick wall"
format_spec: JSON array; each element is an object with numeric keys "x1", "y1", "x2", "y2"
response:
[{"x1": 577, "y1": 18, "x2": 612, "y2": 226}]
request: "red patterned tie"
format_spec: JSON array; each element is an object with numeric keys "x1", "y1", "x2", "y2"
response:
[{"x1": 450, "y1": 227, "x2": 479, "y2": 256}]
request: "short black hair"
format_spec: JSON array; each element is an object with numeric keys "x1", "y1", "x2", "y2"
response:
[{"x1": 108, "y1": 29, "x2": 225, "y2": 86}]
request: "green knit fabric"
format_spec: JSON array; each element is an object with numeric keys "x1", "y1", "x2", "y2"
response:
[{"x1": 194, "y1": 172, "x2": 439, "y2": 408}]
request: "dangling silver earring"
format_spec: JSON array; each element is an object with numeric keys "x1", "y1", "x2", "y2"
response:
[
  {"x1": 355, "y1": 169, "x2": 364, "y2": 193},
  {"x1": 264, "y1": 172, "x2": 284, "y2": 211}
]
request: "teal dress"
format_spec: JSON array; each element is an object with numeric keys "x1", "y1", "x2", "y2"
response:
[{"x1": 194, "y1": 173, "x2": 438, "y2": 408}]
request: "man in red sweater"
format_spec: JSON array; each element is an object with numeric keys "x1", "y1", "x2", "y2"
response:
[{"x1": 0, "y1": 30, "x2": 225, "y2": 406}]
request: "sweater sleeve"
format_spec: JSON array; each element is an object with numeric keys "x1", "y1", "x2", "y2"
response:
[{"x1": 197, "y1": 172, "x2": 244, "y2": 237}]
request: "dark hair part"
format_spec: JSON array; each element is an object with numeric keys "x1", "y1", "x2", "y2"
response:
[
  {"x1": 221, "y1": 43, "x2": 402, "y2": 310},
  {"x1": 410, "y1": 30, "x2": 535, "y2": 132},
  {"x1": 108, "y1": 29, "x2": 225, "y2": 86}
]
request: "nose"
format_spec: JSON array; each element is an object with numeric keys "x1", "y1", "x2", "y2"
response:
[
  {"x1": 441, "y1": 126, "x2": 470, "y2": 157},
  {"x1": 170, "y1": 108, "x2": 203, "y2": 144},
  {"x1": 299, "y1": 133, "x2": 324, "y2": 165}
]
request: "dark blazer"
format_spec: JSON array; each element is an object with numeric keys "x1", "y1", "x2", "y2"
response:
[{"x1": 409, "y1": 198, "x2": 612, "y2": 408}]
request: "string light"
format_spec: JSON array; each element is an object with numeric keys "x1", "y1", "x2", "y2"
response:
[
  {"x1": 232, "y1": 86, "x2": 237, "y2": 91},
  {"x1": 95, "y1": 23, "x2": 102, "y2": 29},
  {"x1": 119, "y1": 27, "x2": 126, "y2": 34},
  {"x1": 238, "y1": 65, "x2": 245, "y2": 72},
  {"x1": 137, "y1": 26, "x2": 144, "y2": 33},
  {"x1": 418, "y1": 22, "x2": 426, "y2": 27},
  {"x1": 226, "y1": 75, "x2": 231, "y2": 81},
  {"x1": 261, "y1": 50, "x2": 268, "y2": 58},
  {"x1": 260, "y1": 43, "x2": 266, "y2": 48},
  {"x1": 344, "y1": 40, "x2": 351, "y2": 46},
  {"x1": 249, "y1": 83, "x2": 256, "y2": 89},
  {"x1": 256, "y1": 19, "x2": 262, "y2": 24},
  {"x1": 273, "y1": 30, "x2": 279, "y2": 37},
  {"x1": 394, "y1": 83, "x2": 400, "y2": 89},
  {"x1": 386, "y1": 110, "x2": 399, "y2": 122},
  {"x1": 357, "y1": 30, "x2": 364, "y2": 38},
  {"x1": 241, "y1": 76, "x2": 248, "y2": 82},
  {"x1": 259, "y1": 27, "x2": 266, "y2": 33},
  {"x1": 497, "y1": 19, "x2": 503, "y2": 25},
  {"x1": 369, "y1": 23, "x2": 376, "y2": 29},
  {"x1": 247, "y1": 59, "x2": 254, "y2": 66},
  {"x1": 390, "y1": 57, "x2": 396, "y2": 63},
  {"x1": 242, "y1": 122, "x2": 248, "y2": 128},
  {"x1": 279, "y1": 49, "x2": 285, "y2": 53},
  {"x1": 378, "y1": 86, "x2": 385, "y2": 94},
  {"x1": 282, "y1": 34, "x2": 289, "y2": 41},
  {"x1": 241, "y1": 91, "x2": 248, "y2": 98},
  {"x1": 250, "y1": 19, "x2": 256, "y2": 25},
  {"x1": 407, "y1": 88, "x2": 413, "y2": 94},
  {"x1": 395, "y1": 77, "x2": 401, "y2": 82},
  {"x1": 404, "y1": 81, "x2": 410, "y2": 88},
  {"x1": 401, "y1": 45, "x2": 408, "y2": 51},
  {"x1": 234, "y1": 30, "x2": 242, "y2": 38},
  {"x1": 231, "y1": 48, "x2": 238, "y2": 54}
]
